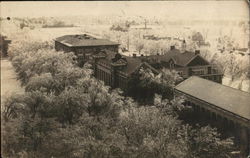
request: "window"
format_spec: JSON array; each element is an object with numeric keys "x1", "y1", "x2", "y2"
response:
[{"x1": 192, "y1": 68, "x2": 205, "y2": 75}]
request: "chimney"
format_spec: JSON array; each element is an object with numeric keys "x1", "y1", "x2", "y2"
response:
[
  {"x1": 195, "y1": 50, "x2": 200, "y2": 55},
  {"x1": 133, "y1": 53, "x2": 136, "y2": 58},
  {"x1": 170, "y1": 45, "x2": 175, "y2": 50}
]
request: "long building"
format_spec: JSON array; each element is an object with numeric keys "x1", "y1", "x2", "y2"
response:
[{"x1": 174, "y1": 76, "x2": 250, "y2": 157}]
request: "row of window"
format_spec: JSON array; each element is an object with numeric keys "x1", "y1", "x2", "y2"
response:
[{"x1": 192, "y1": 68, "x2": 205, "y2": 75}]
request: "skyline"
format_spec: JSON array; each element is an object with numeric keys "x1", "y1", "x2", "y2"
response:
[{"x1": 1, "y1": 1, "x2": 249, "y2": 21}]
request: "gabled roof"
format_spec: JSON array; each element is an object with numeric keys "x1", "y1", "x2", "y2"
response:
[
  {"x1": 175, "y1": 76, "x2": 250, "y2": 121},
  {"x1": 143, "y1": 49, "x2": 209, "y2": 67},
  {"x1": 98, "y1": 51, "x2": 159, "y2": 75},
  {"x1": 54, "y1": 34, "x2": 119, "y2": 47}
]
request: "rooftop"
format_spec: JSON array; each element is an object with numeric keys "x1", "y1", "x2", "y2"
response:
[
  {"x1": 54, "y1": 34, "x2": 119, "y2": 47},
  {"x1": 98, "y1": 51, "x2": 159, "y2": 75},
  {"x1": 139, "y1": 48, "x2": 207, "y2": 67},
  {"x1": 175, "y1": 76, "x2": 250, "y2": 120}
]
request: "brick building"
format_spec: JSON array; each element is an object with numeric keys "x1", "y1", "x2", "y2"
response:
[
  {"x1": 55, "y1": 34, "x2": 223, "y2": 90},
  {"x1": 93, "y1": 50, "x2": 159, "y2": 90},
  {"x1": 54, "y1": 34, "x2": 119, "y2": 65}
]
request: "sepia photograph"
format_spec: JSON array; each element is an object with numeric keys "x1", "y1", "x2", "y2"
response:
[{"x1": 1, "y1": 1, "x2": 250, "y2": 157}]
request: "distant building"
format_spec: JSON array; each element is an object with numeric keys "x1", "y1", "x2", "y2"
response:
[
  {"x1": 54, "y1": 34, "x2": 119, "y2": 65},
  {"x1": 0, "y1": 34, "x2": 11, "y2": 57},
  {"x1": 140, "y1": 46, "x2": 223, "y2": 83}
]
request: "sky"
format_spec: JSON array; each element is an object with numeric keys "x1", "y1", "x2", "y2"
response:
[{"x1": 1, "y1": 1, "x2": 249, "y2": 21}]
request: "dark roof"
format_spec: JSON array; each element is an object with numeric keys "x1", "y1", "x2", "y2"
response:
[
  {"x1": 98, "y1": 51, "x2": 159, "y2": 75},
  {"x1": 175, "y1": 76, "x2": 250, "y2": 120},
  {"x1": 54, "y1": 34, "x2": 119, "y2": 47},
  {"x1": 142, "y1": 49, "x2": 207, "y2": 67}
]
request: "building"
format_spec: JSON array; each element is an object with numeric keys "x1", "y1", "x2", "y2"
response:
[
  {"x1": 140, "y1": 46, "x2": 223, "y2": 83},
  {"x1": 174, "y1": 76, "x2": 250, "y2": 157},
  {"x1": 92, "y1": 46, "x2": 223, "y2": 91},
  {"x1": 54, "y1": 34, "x2": 119, "y2": 65},
  {"x1": 93, "y1": 50, "x2": 159, "y2": 90},
  {"x1": 0, "y1": 34, "x2": 11, "y2": 57}
]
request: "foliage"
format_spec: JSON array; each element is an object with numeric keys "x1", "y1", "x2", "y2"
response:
[
  {"x1": 186, "y1": 125, "x2": 234, "y2": 158},
  {"x1": 126, "y1": 68, "x2": 183, "y2": 102},
  {"x1": 211, "y1": 53, "x2": 249, "y2": 82},
  {"x1": 2, "y1": 39, "x2": 234, "y2": 158},
  {"x1": 192, "y1": 32, "x2": 204, "y2": 44}
]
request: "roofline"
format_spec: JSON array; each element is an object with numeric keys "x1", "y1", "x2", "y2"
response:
[
  {"x1": 174, "y1": 88, "x2": 250, "y2": 122},
  {"x1": 175, "y1": 76, "x2": 250, "y2": 95},
  {"x1": 54, "y1": 39, "x2": 120, "y2": 47},
  {"x1": 72, "y1": 44, "x2": 120, "y2": 47},
  {"x1": 184, "y1": 54, "x2": 210, "y2": 67},
  {"x1": 127, "y1": 61, "x2": 160, "y2": 76},
  {"x1": 142, "y1": 62, "x2": 160, "y2": 74}
]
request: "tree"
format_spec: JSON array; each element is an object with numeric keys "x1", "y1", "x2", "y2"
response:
[
  {"x1": 126, "y1": 68, "x2": 182, "y2": 102},
  {"x1": 135, "y1": 40, "x2": 145, "y2": 54},
  {"x1": 186, "y1": 125, "x2": 234, "y2": 158},
  {"x1": 192, "y1": 32, "x2": 204, "y2": 46},
  {"x1": 2, "y1": 37, "x2": 235, "y2": 158}
]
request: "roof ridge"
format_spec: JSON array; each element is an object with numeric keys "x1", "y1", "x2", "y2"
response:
[{"x1": 189, "y1": 76, "x2": 250, "y2": 95}]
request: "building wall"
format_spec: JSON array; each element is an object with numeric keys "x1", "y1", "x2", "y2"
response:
[
  {"x1": 174, "y1": 65, "x2": 222, "y2": 83},
  {"x1": 55, "y1": 41, "x2": 119, "y2": 63},
  {"x1": 95, "y1": 59, "x2": 128, "y2": 90},
  {"x1": 55, "y1": 41, "x2": 72, "y2": 52}
]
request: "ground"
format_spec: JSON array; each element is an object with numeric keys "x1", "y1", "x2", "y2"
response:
[{"x1": 1, "y1": 58, "x2": 24, "y2": 107}]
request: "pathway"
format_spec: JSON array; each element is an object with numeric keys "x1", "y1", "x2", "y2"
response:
[{"x1": 1, "y1": 58, "x2": 24, "y2": 107}]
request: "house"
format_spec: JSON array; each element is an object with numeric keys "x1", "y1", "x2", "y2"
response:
[
  {"x1": 93, "y1": 50, "x2": 159, "y2": 90},
  {"x1": 92, "y1": 45, "x2": 223, "y2": 91},
  {"x1": 54, "y1": 34, "x2": 119, "y2": 65},
  {"x1": 140, "y1": 46, "x2": 223, "y2": 83}
]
